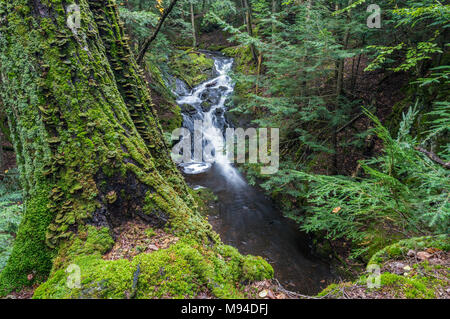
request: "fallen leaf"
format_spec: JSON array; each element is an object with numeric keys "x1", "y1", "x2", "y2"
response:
[
  {"x1": 426, "y1": 248, "x2": 440, "y2": 254},
  {"x1": 259, "y1": 290, "x2": 268, "y2": 298},
  {"x1": 332, "y1": 207, "x2": 342, "y2": 214}
]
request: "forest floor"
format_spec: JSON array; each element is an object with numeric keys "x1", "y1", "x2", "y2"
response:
[
  {"x1": 329, "y1": 251, "x2": 450, "y2": 299},
  {"x1": 318, "y1": 236, "x2": 450, "y2": 299}
]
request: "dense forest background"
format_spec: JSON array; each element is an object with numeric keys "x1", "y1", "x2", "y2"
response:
[
  {"x1": 110, "y1": 0, "x2": 448, "y2": 260},
  {"x1": 0, "y1": 0, "x2": 448, "y2": 299}
]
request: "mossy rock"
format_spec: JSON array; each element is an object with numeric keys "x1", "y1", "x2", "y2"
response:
[
  {"x1": 169, "y1": 50, "x2": 214, "y2": 89},
  {"x1": 222, "y1": 45, "x2": 256, "y2": 76},
  {"x1": 221, "y1": 46, "x2": 257, "y2": 106}
]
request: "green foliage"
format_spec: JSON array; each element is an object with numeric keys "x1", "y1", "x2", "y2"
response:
[
  {"x1": 215, "y1": 1, "x2": 361, "y2": 157},
  {"x1": 365, "y1": 41, "x2": 443, "y2": 73},
  {"x1": 421, "y1": 101, "x2": 450, "y2": 160},
  {"x1": 119, "y1": 7, "x2": 159, "y2": 40},
  {"x1": 365, "y1": 1, "x2": 448, "y2": 76},
  {"x1": 291, "y1": 108, "x2": 449, "y2": 258},
  {"x1": 0, "y1": 169, "x2": 22, "y2": 272}
]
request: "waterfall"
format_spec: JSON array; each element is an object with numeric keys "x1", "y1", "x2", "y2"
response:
[
  {"x1": 169, "y1": 53, "x2": 335, "y2": 294},
  {"x1": 175, "y1": 55, "x2": 245, "y2": 185}
]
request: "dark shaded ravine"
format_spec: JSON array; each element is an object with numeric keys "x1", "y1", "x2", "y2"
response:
[{"x1": 171, "y1": 52, "x2": 336, "y2": 295}]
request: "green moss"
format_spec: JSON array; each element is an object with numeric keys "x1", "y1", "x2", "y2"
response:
[
  {"x1": 33, "y1": 226, "x2": 273, "y2": 299},
  {"x1": 318, "y1": 235, "x2": 450, "y2": 298},
  {"x1": 368, "y1": 235, "x2": 450, "y2": 266},
  {"x1": 242, "y1": 256, "x2": 274, "y2": 282},
  {"x1": 169, "y1": 50, "x2": 214, "y2": 88},
  {"x1": 145, "y1": 228, "x2": 157, "y2": 238},
  {"x1": 0, "y1": 185, "x2": 55, "y2": 295},
  {"x1": 316, "y1": 283, "x2": 343, "y2": 298},
  {"x1": 377, "y1": 273, "x2": 435, "y2": 299}
]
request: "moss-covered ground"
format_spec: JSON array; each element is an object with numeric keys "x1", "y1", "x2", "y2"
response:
[
  {"x1": 318, "y1": 235, "x2": 450, "y2": 299},
  {"x1": 33, "y1": 225, "x2": 273, "y2": 299}
]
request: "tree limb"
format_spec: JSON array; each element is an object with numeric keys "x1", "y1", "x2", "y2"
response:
[
  {"x1": 136, "y1": 0, "x2": 179, "y2": 65},
  {"x1": 415, "y1": 147, "x2": 450, "y2": 169}
]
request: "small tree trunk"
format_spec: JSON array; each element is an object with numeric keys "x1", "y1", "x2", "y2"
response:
[
  {"x1": 0, "y1": 0, "x2": 203, "y2": 295},
  {"x1": 271, "y1": 0, "x2": 279, "y2": 42},
  {"x1": 243, "y1": 0, "x2": 258, "y2": 64},
  {"x1": 190, "y1": 3, "x2": 198, "y2": 48},
  {"x1": 0, "y1": 132, "x2": 3, "y2": 171}
]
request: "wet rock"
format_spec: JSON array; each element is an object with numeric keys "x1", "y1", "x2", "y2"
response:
[
  {"x1": 200, "y1": 88, "x2": 221, "y2": 105},
  {"x1": 179, "y1": 103, "x2": 198, "y2": 115},
  {"x1": 215, "y1": 108, "x2": 224, "y2": 116},
  {"x1": 218, "y1": 86, "x2": 228, "y2": 93},
  {"x1": 201, "y1": 101, "x2": 212, "y2": 112}
]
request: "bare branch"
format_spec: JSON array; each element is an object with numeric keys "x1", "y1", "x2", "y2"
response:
[
  {"x1": 136, "y1": 0, "x2": 179, "y2": 65},
  {"x1": 415, "y1": 147, "x2": 450, "y2": 169}
]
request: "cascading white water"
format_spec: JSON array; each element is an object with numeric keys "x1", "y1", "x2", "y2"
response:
[
  {"x1": 175, "y1": 56, "x2": 245, "y2": 185},
  {"x1": 171, "y1": 54, "x2": 336, "y2": 294}
]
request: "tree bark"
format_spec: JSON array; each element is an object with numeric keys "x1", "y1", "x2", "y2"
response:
[
  {"x1": 0, "y1": 0, "x2": 273, "y2": 298},
  {"x1": 243, "y1": 0, "x2": 258, "y2": 64},
  {"x1": 415, "y1": 147, "x2": 450, "y2": 169},
  {"x1": 332, "y1": 1, "x2": 351, "y2": 175},
  {"x1": 0, "y1": 131, "x2": 3, "y2": 170},
  {"x1": 271, "y1": 0, "x2": 279, "y2": 42},
  {"x1": 190, "y1": 2, "x2": 198, "y2": 48}
]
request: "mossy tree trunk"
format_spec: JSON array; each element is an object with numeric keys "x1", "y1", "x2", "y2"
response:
[
  {"x1": 0, "y1": 0, "x2": 273, "y2": 298},
  {"x1": 0, "y1": 0, "x2": 272, "y2": 299}
]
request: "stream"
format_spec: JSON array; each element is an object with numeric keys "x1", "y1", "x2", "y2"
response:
[{"x1": 170, "y1": 52, "x2": 335, "y2": 295}]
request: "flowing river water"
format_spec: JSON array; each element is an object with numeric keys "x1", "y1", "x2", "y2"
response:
[{"x1": 171, "y1": 53, "x2": 335, "y2": 295}]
